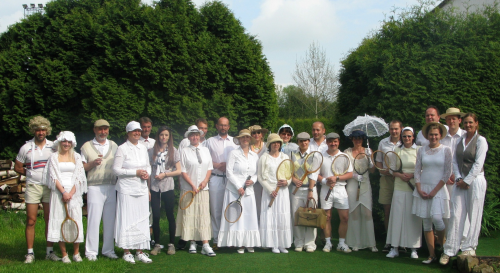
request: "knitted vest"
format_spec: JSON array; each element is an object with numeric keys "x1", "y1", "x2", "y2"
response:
[
  {"x1": 81, "y1": 140, "x2": 118, "y2": 186},
  {"x1": 456, "y1": 133, "x2": 483, "y2": 177}
]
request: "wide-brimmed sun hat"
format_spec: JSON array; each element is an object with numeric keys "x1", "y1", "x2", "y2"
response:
[
  {"x1": 440, "y1": 107, "x2": 466, "y2": 119},
  {"x1": 422, "y1": 122, "x2": 447, "y2": 140},
  {"x1": 249, "y1": 125, "x2": 269, "y2": 135},
  {"x1": 184, "y1": 125, "x2": 205, "y2": 138},
  {"x1": 266, "y1": 133, "x2": 283, "y2": 148},
  {"x1": 348, "y1": 129, "x2": 367, "y2": 140},
  {"x1": 233, "y1": 129, "x2": 253, "y2": 145}
]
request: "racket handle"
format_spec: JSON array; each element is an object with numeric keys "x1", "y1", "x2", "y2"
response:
[
  {"x1": 268, "y1": 197, "x2": 276, "y2": 207},
  {"x1": 325, "y1": 187, "x2": 333, "y2": 201},
  {"x1": 292, "y1": 185, "x2": 299, "y2": 195}
]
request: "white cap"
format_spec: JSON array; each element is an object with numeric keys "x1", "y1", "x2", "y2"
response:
[
  {"x1": 54, "y1": 131, "x2": 77, "y2": 148},
  {"x1": 126, "y1": 121, "x2": 142, "y2": 132},
  {"x1": 184, "y1": 125, "x2": 204, "y2": 138}
]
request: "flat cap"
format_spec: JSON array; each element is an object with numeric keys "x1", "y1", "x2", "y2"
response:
[
  {"x1": 94, "y1": 119, "x2": 110, "y2": 127},
  {"x1": 326, "y1": 132, "x2": 340, "y2": 140},
  {"x1": 296, "y1": 132, "x2": 310, "y2": 140}
]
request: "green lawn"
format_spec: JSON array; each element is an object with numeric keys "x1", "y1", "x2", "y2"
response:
[{"x1": 1, "y1": 209, "x2": 498, "y2": 273}]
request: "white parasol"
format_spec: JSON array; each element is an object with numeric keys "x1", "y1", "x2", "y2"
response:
[{"x1": 343, "y1": 114, "x2": 389, "y2": 149}]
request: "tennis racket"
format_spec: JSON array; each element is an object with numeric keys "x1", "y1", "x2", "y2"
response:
[
  {"x1": 179, "y1": 185, "x2": 203, "y2": 210},
  {"x1": 224, "y1": 176, "x2": 251, "y2": 223},
  {"x1": 269, "y1": 159, "x2": 293, "y2": 207},
  {"x1": 325, "y1": 154, "x2": 350, "y2": 201},
  {"x1": 371, "y1": 150, "x2": 388, "y2": 171},
  {"x1": 61, "y1": 202, "x2": 79, "y2": 243},
  {"x1": 353, "y1": 153, "x2": 370, "y2": 201},
  {"x1": 384, "y1": 151, "x2": 414, "y2": 190},
  {"x1": 292, "y1": 151, "x2": 323, "y2": 195}
]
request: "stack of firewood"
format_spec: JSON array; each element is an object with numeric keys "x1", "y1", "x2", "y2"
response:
[{"x1": 0, "y1": 160, "x2": 27, "y2": 210}]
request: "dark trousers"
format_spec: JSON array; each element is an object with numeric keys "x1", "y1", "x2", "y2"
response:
[{"x1": 151, "y1": 190, "x2": 176, "y2": 245}]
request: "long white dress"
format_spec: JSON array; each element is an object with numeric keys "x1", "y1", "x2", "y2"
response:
[
  {"x1": 344, "y1": 148, "x2": 376, "y2": 249},
  {"x1": 258, "y1": 152, "x2": 292, "y2": 248},
  {"x1": 386, "y1": 145, "x2": 422, "y2": 248},
  {"x1": 412, "y1": 145, "x2": 452, "y2": 218}
]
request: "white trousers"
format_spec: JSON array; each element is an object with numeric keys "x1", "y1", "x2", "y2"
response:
[
  {"x1": 85, "y1": 184, "x2": 117, "y2": 257},
  {"x1": 444, "y1": 177, "x2": 486, "y2": 256},
  {"x1": 290, "y1": 187, "x2": 318, "y2": 249},
  {"x1": 209, "y1": 175, "x2": 226, "y2": 242}
]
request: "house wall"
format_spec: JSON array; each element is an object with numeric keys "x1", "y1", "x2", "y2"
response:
[{"x1": 440, "y1": 0, "x2": 498, "y2": 13}]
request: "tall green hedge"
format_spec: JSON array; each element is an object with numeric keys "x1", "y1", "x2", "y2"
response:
[
  {"x1": 337, "y1": 4, "x2": 500, "y2": 200},
  {"x1": 0, "y1": 0, "x2": 276, "y2": 157}
]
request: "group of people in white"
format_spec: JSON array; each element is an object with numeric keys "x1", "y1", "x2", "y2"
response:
[{"x1": 15, "y1": 105, "x2": 487, "y2": 266}]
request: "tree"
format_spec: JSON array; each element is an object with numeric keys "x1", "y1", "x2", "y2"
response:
[
  {"x1": 0, "y1": 0, "x2": 276, "y2": 158},
  {"x1": 292, "y1": 42, "x2": 338, "y2": 118}
]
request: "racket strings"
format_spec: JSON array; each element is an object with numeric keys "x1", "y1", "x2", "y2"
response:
[
  {"x1": 225, "y1": 202, "x2": 243, "y2": 223},
  {"x1": 179, "y1": 192, "x2": 195, "y2": 210},
  {"x1": 305, "y1": 152, "x2": 322, "y2": 172},
  {"x1": 62, "y1": 220, "x2": 78, "y2": 243},
  {"x1": 385, "y1": 152, "x2": 402, "y2": 172},
  {"x1": 333, "y1": 155, "x2": 350, "y2": 175},
  {"x1": 354, "y1": 154, "x2": 370, "y2": 175},
  {"x1": 277, "y1": 160, "x2": 293, "y2": 181}
]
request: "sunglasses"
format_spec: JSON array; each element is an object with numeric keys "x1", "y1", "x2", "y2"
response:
[{"x1": 280, "y1": 133, "x2": 292, "y2": 137}]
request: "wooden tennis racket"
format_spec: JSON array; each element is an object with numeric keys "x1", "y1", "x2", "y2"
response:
[
  {"x1": 224, "y1": 176, "x2": 251, "y2": 223},
  {"x1": 269, "y1": 159, "x2": 293, "y2": 207},
  {"x1": 371, "y1": 150, "x2": 388, "y2": 171},
  {"x1": 353, "y1": 153, "x2": 370, "y2": 201},
  {"x1": 384, "y1": 151, "x2": 414, "y2": 190},
  {"x1": 292, "y1": 151, "x2": 323, "y2": 195},
  {"x1": 61, "y1": 202, "x2": 79, "y2": 243},
  {"x1": 325, "y1": 154, "x2": 350, "y2": 201},
  {"x1": 179, "y1": 185, "x2": 203, "y2": 210}
]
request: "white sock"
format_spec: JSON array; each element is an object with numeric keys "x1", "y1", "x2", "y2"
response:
[
  {"x1": 28, "y1": 248, "x2": 34, "y2": 254},
  {"x1": 393, "y1": 247, "x2": 399, "y2": 253},
  {"x1": 325, "y1": 237, "x2": 331, "y2": 244},
  {"x1": 339, "y1": 238, "x2": 346, "y2": 245},
  {"x1": 46, "y1": 247, "x2": 53, "y2": 255},
  {"x1": 411, "y1": 248, "x2": 417, "y2": 252},
  {"x1": 203, "y1": 243, "x2": 210, "y2": 248}
]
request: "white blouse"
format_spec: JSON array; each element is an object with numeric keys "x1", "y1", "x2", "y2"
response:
[
  {"x1": 257, "y1": 152, "x2": 291, "y2": 194},
  {"x1": 113, "y1": 140, "x2": 151, "y2": 196},
  {"x1": 414, "y1": 144, "x2": 452, "y2": 184},
  {"x1": 226, "y1": 147, "x2": 258, "y2": 195},
  {"x1": 180, "y1": 145, "x2": 213, "y2": 191}
]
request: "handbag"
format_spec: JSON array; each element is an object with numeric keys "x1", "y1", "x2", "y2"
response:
[{"x1": 294, "y1": 198, "x2": 327, "y2": 229}]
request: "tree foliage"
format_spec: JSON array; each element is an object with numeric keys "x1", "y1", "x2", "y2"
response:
[
  {"x1": 276, "y1": 84, "x2": 336, "y2": 119},
  {"x1": 0, "y1": 0, "x2": 276, "y2": 157},
  {"x1": 336, "y1": 2, "x2": 500, "y2": 199}
]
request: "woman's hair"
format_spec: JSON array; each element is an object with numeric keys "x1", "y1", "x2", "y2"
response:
[
  {"x1": 29, "y1": 115, "x2": 52, "y2": 135},
  {"x1": 153, "y1": 126, "x2": 175, "y2": 168},
  {"x1": 463, "y1": 113, "x2": 479, "y2": 131},
  {"x1": 425, "y1": 124, "x2": 442, "y2": 137},
  {"x1": 267, "y1": 141, "x2": 282, "y2": 153},
  {"x1": 399, "y1": 128, "x2": 416, "y2": 148},
  {"x1": 57, "y1": 141, "x2": 75, "y2": 163},
  {"x1": 278, "y1": 127, "x2": 293, "y2": 135}
]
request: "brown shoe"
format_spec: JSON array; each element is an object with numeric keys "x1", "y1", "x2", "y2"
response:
[
  {"x1": 167, "y1": 244, "x2": 176, "y2": 255},
  {"x1": 150, "y1": 244, "x2": 161, "y2": 255},
  {"x1": 212, "y1": 243, "x2": 219, "y2": 251}
]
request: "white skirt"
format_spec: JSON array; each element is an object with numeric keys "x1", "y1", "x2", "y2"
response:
[
  {"x1": 115, "y1": 193, "x2": 150, "y2": 250},
  {"x1": 386, "y1": 190, "x2": 422, "y2": 248},
  {"x1": 47, "y1": 188, "x2": 84, "y2": 243},
  {"x1": 218, "y1": 189, "x2": 261, "y2": 247},
  {"x1": 259, "y1": 187, "x2": 292, "y2": 248},
  {"x1": 412, "y1": 184, "x2": 450, "y2": 218}
]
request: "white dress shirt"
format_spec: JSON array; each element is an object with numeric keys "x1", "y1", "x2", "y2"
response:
[
  {"x1": 376, "y1": 136, "x2": 402, "y2": 175},
  {"x1": 113, "y1": 140, "x2": 151, "y2": 196},
  {"x1": 206, "y1": 135, "x2": 238, "y2": 175},
  {"x1": 452, "y1": 132, "x2": 488, "y2": 185},
  {"x1": 309, "y1": 137, "x2": 328, "y2": 154},
  {"x1": 180, "y1": 145, "x2": 213, "y2": 191},
  {"x1": 81, "y1": 138, "x2": 109, "y2": 163},
  {"x1": 320, "y1": 151, "x2": 353, "y2": 187},
  {"x1": 139, "y1": 136, "x2": 156, "y2": 150},
  {"x1": 178, "y1": 137, "x2": 207, "y2": 153},
  {"x1": 441, "y1": 128, "x2": 465, "y2": 156},
  {"x1": 226, "y1": 147, "x2": 258, "y2": 195}
]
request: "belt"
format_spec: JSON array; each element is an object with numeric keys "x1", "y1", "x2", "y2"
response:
[{"x1": 211, "y1": 174, "x2": 226, "y2": 177}]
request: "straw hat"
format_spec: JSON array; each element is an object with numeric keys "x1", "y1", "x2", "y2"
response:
[
  {"x1": 248, "y1": 125, "x2": 269, "y2": 135},
  {"x1": 422, "y1": 122, "x2": 447, "y2": 140},
  {"x1": 184, "y1": 125, "x2": 204, "y2": 138},
  {"x1": 266, "y1": 133, "x2": 283, "y2": 148},
  {"x1": 233, "y1": 129, "x2": 253, "y2": 145},
  {"x1": 440, "y1": 107, "x2": 466, "y2": 119}
]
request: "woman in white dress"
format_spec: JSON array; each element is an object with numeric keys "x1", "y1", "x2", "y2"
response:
[
  {"x1": 344, "y1": 130, "x2": 378, "y2": 252},
  {"x1": 440, "y1": 113, "x2": 488, "y2": 265},
  {"x1": 175, "y1": 125, "x2": 216, "y2": 257},
  {"x1": 386, "y1": 127, "x2": 422, "y2": 259},
  {"x1": 113, "y1": 121, "x2": 152, "y2": 264},
  {"x1": 258, "y1": 133, "x2": 292, "y2": 254},
  {"x1": 249, "y1": 125, "x2": 268, "y2": 225},
  {"x1": 412, "y1": 122, "x2": 452, "y2": 264},
  {"x1": 218, "y1": 129, "x2": 261, "y2": 253},
  {"x1": 43, "y1": 131, "x2": 87, "y2": 264}
]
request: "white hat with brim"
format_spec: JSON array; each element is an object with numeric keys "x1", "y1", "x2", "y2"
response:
[
  {"x1": 53, "y1": 131, "x2": 77, "y2": 148},
  {"x1": 126, "y1": 121, "x2": 142, "y2": 132},
  {"x1": 184, "y1": 125, "x2": 204, "y2": 138},
  {"x1": 234, "y1": 129, "x2": 253, "y2": 145},
  {"x1": 266, "y1": 133, "x2": 283, "y2": 148},
  {"x1": 440, "y1": 107, "x2": 466, "y2": 119},
  {"x1": 422, "y1": 122, "x2": 448, "y2": 140}
]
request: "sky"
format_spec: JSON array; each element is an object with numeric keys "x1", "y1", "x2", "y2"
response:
[{"x1": 0, "y1": 0, "x2": 433, "y2": 86}]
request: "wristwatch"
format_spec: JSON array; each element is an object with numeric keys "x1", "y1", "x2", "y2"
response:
[
  {"x1": 455, "y1": 177, "x2": 462, "y2": 183},
  {"x1": 337, "y1": 176, "x2": 340, "y2": 182},
  {"x1": 308, "y1": 189, "x2": 313, "y2": 192}
]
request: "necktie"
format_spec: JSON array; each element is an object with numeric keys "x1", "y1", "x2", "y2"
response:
[{"x1": 196, "y1": 148, "x2": 202, "y2": 164}]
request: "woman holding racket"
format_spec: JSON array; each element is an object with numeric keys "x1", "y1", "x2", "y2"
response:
[
  {"x1": 344, "y1": 130, "x2": 378, "y2": 252},
  {"x1": 218, "y1": 129, "x2": 260, "y2": 253},
  {"x1": 278, "y1": 124, "x2": 298, "y2": 155},
  {"x1": 440, "y1": 113, "x2": 488, "y2": 265},
  {"x1": 412, "y1": 122, "x2": 452, "y2": 264},
  {"x1": 175, "y1": 125, "x2": 216, "y2": 256},
  {"x1": 385, "y1": 127, "x2": 422, "y2": 259},
  {"x1": 42, "y1": 131, "x2": 87, "y2": 263},
  {"x1": 113, "y1": 121, "x2": 152, "y2": 264},
  {"x1": 258, "y1": 133, "x2": 292, "y2": 253},
  {"x1": 149, "y1": 126, "x2": 181, "y2": 256},
  {"x1": 249, "y1": 125, "x2": 268, "y2": 225}
]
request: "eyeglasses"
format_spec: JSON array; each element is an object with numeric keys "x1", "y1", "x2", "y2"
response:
[
  {"x1": 251, "y1": 131, "x2": 262, "y2": 135},
  {"x1": 402, "y1": 136, "x2": 413, "y2": 138},
  {"x1": 280, "y1": 133, "x2": 292, "y2": 137}
]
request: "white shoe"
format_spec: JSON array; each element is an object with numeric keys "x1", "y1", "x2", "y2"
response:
[
  {"x1": 86, "y1": 255, "x2": 98, "y2": 261},
  {"x1": 24, "y1": 253, "x2": 35, "y2": 264},
  {"x1": 305, "y1": 246, "x2": 315, "y2": 253},
  {"x1": 122, "y1": 253, "x2": 135, "y2": 264},
  {"x1": 46, "y1": 252, "x2": 61, "y2": 261},
  {"x1": 279, "y1": 248, "x2": 288, "y2": 253},
  {"x1": 411, "y1": 250, "x2": 418, "y2": 259},
  {"x1": 337, "y1": 244, "x2": 352, "y2": 253},
  {"x1": 103, "y1": 252, "x2": 118, "y2": 259},
  {"x1": 73, "y1": 253, "x2": 83, "y2": 262},
  {"x1": 135, "y1": 252, "x2": 152, "y2": 263},
  {"x1": 61, "y1": 255, "x2": 71, "y2": 264},
  {"x1": 189, "y1": 242, "x2": 197, "y2": 254},
  {"x1": 371, "y1": 246, "x2": 378, "y2": 252},
  {"x1": 201, "y1": 245, "x2": 216, "y2": 257},
  {"x1": 439, "y1": 253, "x2": 450, "y2": 265},
  {"x1": 386, "y1": 248, "x2": 399, "y2": 258},
  {"x1": 237, "y1": 248, "x2": 245, "y2": 254},
  {"x1": 323, "y1": 242, "x2": 332, "y2": 252},
  {"x1": 247, "y1": 247, "x2": 254, "y2": 253},
  {"x1": 462, "y1": 250, "x2": 476, "y2": 257},
  {"x1": 352, "y1": 247, "x2": 359, "y2": 251},
  {"x1": 272, "y1": 248, "x2": 280, "y2": 254},
  {"x1": 295, "y1": 247, "x2": 303, "y2": 252}
]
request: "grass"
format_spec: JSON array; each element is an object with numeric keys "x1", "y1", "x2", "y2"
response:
[{"x1": 1, "y1": 207, "x2": 499, "y2": 273}]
